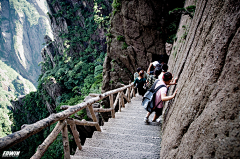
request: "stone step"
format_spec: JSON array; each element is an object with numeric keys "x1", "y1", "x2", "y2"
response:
[
  {"x1": 101, "y1": 126, "x2": 161, "y2": 137},
  {"x1": 119, "y1": 106, "x2": 146, "y2": 112},
  {"x1": 114, "y1": 111, "x2": 147, "y2": 117},
  {"x1": 91, "y1": 131, "x2": 161, "y2": 146},
  {"x1": 73, "y1": 95, "x2": 161, "y2": 159},
  {"x1": 116, "y1": 110, "x2": 146, "y2": 115},
  {"x1": 114, "y1": 112, "x2": 147, "y2": 118},
  {"x1": 103, "y1": 120, "x2": 161, "y2": 131},
  {"x1": 71, "y1": 156, "x2": 100, "y2": 159},
  {"x1": 115, "y1": 112, "x2": 161, "y2": 121},
  {"x1": 114, "y1": 113, "x2": 145, "y2": 120},
  {"x1": 123, "y1": 106, "x2": 146, "y2": 111},
  {"x1": 84, "y1": 138, "x2": 160, "y2": 153},
  {"x1": 114, "y1": 111, "x2": 158, "y2": 120},
  {"x1": 107, "y1": 117, "x2": 160, "y2": 125},
  {"x1": 74, "y1": 146, "x2": 160, "y2": 159},
  {"x1": 109, "y1": 115, "x2": 144, "y2": 121}
]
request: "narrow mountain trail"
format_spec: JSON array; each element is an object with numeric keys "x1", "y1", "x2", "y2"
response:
[{"x1": 72, "y1": 95, "x2": 162, "y2": 159}]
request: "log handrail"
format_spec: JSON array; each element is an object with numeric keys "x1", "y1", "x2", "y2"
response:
[{"x1": 0, "y1": 82, "x2": 135, "y2": 159}]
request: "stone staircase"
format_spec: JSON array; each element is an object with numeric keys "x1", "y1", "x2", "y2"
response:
[{"x1": 72, "y1": 95, "x2": 162, "y2": 159}]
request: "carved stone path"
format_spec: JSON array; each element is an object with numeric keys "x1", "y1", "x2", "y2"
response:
[{"x1": 72, "y1": 95, "x2": 162, "y2": 159}]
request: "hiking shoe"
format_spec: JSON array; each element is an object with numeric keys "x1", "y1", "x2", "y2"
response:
[{"x1": 144, "y1": 117, "x2": 149, "y2": 123}]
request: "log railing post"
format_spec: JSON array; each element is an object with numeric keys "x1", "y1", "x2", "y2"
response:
[
  {"x1": 62, "y1": 120, "x2": 70, "y2": 159},
  {"x1": 128, "y1": 81, "x2": 131, "y2": 102},
  {"x1": 119, "y1": 92, "x2": 122, "y2": 112},
  {"x1": 67, "y1": 119, "x2": 82, "y2": 150},
  {"x1": 113, "y1": 92, "x2": 120, "y2": 108},
  {"x1": 88, "y1": 105, "x2": 101, "y2": 131},
  {"x1": 122, "y1": 93, "x2": 130, "y2": 103},
  {"x1": 132, "y1": 85, "x2": 136, "y2": 97},
  {"x1": 109, "y1": 94, "x2": 115, "y2": 118},
  {"x1": 121, "y1": 91, "x2": 125, "y2": 108},
  {"x1": 127, "y1": 88, "x2": 131, "y2": 102},
  {"x1": 31, "y1": 120, "x2": 66, "y2": 159}
]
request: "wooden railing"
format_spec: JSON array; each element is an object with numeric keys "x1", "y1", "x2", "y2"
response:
[{"x1": 0, "y1": 82, "x2": 135, "y2": 159}]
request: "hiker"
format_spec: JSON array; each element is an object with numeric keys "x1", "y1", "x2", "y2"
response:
[
  {"x1": 147, "y1": 61, "x2": 160, "y2": 75},
  {"x1": 158, "y1": 63, "x2": 168, "y2": 80},
  {"x1": 158, "y1": 54, "x2": 169, "y2": 66},
  {"x1": 134, "y1": 70, "x2": 147, "y2": 97},
  {"x1": 144, "y1": 72, "x2": 178, "y2": 123},
  {"x1": 134, "y1": 67, "x2": 149, "y2": 80},
  {"x1": 158, "y1": 63, "x2": 177, "y2": 85},
  {"x1": 147, "y1": 67, "x2": 162, "y2": 89}
]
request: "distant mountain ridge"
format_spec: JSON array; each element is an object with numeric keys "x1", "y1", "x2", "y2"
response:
[
  {"x1": 0, "y1": 0, "x2": 52, "y2": 137},
  {"x1": 0, "y1": 0, "x2": 52, "y2": 86}
]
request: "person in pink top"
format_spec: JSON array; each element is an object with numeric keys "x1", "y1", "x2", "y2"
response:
[{"x1": 144, "y1": 72, "x2": 178, "y2": 123}]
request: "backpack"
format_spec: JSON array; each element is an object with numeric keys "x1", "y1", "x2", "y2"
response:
[{"x1": 141, "y1": 80, "x2": 166, "y2": 112}]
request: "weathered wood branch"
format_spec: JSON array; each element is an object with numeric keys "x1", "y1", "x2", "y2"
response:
[
  {"x1": 109, "y1": 94, "x2": 115, "y2": 118},
  {"x1": 0, "y1": 83, "x2": 133, "y2": 150},
  {"x1": 114, "y1": 92, "x2": 120, "y2": 108},
  {"x1": 93, "y1": 108, "x2": 113, "y2": 112},
  {"x1": 60, "y1": 105, "x2": 70, "y2": 110},
  {"x1": 127, "y1": 84, "x2": 131, "y2": 102},
  {"x1": 67, "y1": 118, "x2": 98, "y2": 127},
  {"x1": 74, "y1": 119, "x2": 98, "y2": 127},
  {"x1": 119, "y1": 92, "x2": 122, "y2": 112},
  {"x1": 88, "y1": 105, "x2": 101, "y2": 131},
  {"x1": 130, "y1": 88, "x2": 133, "y2": 97},
  {"x1": 89, "y1": 93, "x2": 100, "y2": 97},
  {"x1": 21, "y1": 124, "x2": 30, "y2": 129},
  {"x1": 67, "y1": 119, "x2": 82, "y2": 150},
  {"x1": 31, "y1": 121, "x2": 66, "y2": 159},
  {"x1": 62, "y1": 121, "x2": 70, "y2": 159},
  {"x1": 121, "y1": 91, "x2": 125, "y2": 108},
  {"x1": 122, "y1": 93, "x2": 130, "y2": 103},
  {"x1": 132, "y1": 85, "x2": 136, "y2": 97}
]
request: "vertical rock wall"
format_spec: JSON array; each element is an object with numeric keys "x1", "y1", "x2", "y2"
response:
[
  {"x1": 102, "y1": 0, "x2": 171, "y2": 92},
  {"x1": 161, "y1": 0, "x2": 240, "y2": 158},
  {"x1": 0, "y1": 0, "x2": 52, "y2": 86}
]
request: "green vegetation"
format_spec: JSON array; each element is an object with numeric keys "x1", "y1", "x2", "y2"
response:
[
  {"x1": 112, "y1": 0, "x2": 121, "y2": 15},
  {"x1": 169, "y1": 5, "x2": 196, "y2": 17},
  {"x1": 6, "y1": 0, "x2": 112, "y2": 158},
  {"x1": 181, "y1": 25, "x2": 189, "y2": 40},
  {"x1": 166, "y1": 5, "x2": 196, "y2": 44},
  {"x1": 0, "y1": 60, "x2": 36, "y2": 137},
  {"x1": 116, "y1": 35, "x2": 128, "y2": 49},
  {"x1": 122, "y1": 42, "x2": 129, "y2": 50},
  {"x1": 186, "y1": 5, "x2": 196, "y2": 13},
  {"x1": 117, "y1": 35, "x2": 125, "y2": 41}
]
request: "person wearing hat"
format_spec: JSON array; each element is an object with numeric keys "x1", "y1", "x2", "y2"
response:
[{"x1": 147, "y1": 61, "x2": 160, "y2": 75}]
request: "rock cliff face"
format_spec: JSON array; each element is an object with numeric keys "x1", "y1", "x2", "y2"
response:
[
  {"x1": 45, "y1": 0, "x2": 111, "y2": 59},
  {"x1": 161, "y1": 0, "x2": 240, "y2": 158},
  {"x1": 102, "y1": 0, "x2": 240, "y2": 157},
  {"x1": 0, "y1": 0, "x2": 52, "y2": 86},
  {"x1": 101, "y1": 0, "x2": 183, "y2": 92}
]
